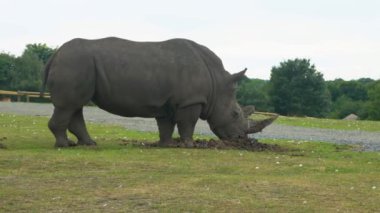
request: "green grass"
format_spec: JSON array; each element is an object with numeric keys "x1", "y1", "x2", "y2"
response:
[
  {"x1": 0, "y1": 113, "x2": 379, "y2": 212},
  {"x1": 275, "y1": 116, "x2": 380, "y2": 132}
]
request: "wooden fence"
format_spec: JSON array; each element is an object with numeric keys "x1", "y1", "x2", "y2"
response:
[{"x1": 0, "y1": 90, "x2": 50, "y2": 102}]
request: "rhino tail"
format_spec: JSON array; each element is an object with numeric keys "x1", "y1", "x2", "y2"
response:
[{"x1": 40, "y1": 51, "x2": 58, "y2": 97}]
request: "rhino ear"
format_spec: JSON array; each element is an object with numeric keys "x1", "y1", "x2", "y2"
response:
[{"x1": 229, "y1": 68, "x2": 247, "y2": 84}]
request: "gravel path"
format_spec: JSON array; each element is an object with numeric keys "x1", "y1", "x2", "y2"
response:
[{"x1": 1, "y1": 102, "x2": 380, "y2": 151}]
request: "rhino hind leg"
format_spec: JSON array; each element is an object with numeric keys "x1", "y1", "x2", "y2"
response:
[
  {"x1": 68, "y1": 108, "x2": 96, "y2": 146},
  {"x1": 175, "y1": 105, "x2": 202, "y2": 147},
  {"x1": 156, "y1": 117, "x2": 175, "y2": 146},
  {"x1": 48, "y1": 107, "x2": 77, "y2": 147}
]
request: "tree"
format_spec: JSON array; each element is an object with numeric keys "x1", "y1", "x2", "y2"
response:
[
  {"x1": 0, "y1": 53, "x2": 16, "y2": 90},
  {"x1": 10, "y1": 52, "x2": 44, "y2": 91},
  {"x1": 326, "y1": 78, "x2": 375, "y2": 120},
  {"x1": 269, "y1": 59, "x2": 331, "y2": 117},
  {"x1": 366, "y1": 81, "x2": 380, "y2": 120},
  {"x1": 339, "y1": 81, "x2": 368, "y2": 101},
  {"x1": 328, "y1": 95, "x2": 364, "y2": 119},
  {"x1": 327, "y1": 79, "x2": 344, "y2": 102},
  {"x1": 237, "y1": 79, "x2": 273, "y2": 112},
  {"x1": 4, "y1": 43, "x2": 56, "y2": 91},
  {"x1": 23, "y1": 43, "x2": 56, "y2": 64},
  {"x1": 327, "y1": 79, "x2": 369, "y2": 102}
]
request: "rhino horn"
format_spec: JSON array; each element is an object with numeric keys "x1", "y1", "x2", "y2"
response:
[
  {"x1": 246, "y1": 113, "x2": 279, "y2": 134},
  {"x1": 242, "y1": 105, "x2": 255, "y2": 118}
]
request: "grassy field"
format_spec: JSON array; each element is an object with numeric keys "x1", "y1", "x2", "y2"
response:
[
  {"x1": 275, "y1": 116, "x2": 380, "y2": 132},
  {"x1": 0, "y1": 113, "x2": 379, "y2": 212},
  {"x1": 250, "y1": 112, "x2": 380, "y2": 132}
]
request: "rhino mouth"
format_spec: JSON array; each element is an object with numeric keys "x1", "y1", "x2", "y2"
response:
[{"x1": 211, "y1": 125, "x2": 248, "y2": 140}]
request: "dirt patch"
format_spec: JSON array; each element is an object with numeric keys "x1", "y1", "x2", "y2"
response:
[
  {"x1": 0, "y1": 137, "x2": 7, "y2": 149},
  {"x1": 119, "y1": 138, "x2": 285, "y2": 152}
]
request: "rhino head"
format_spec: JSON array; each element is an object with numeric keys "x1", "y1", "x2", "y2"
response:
[{"x1": 207, "y1": 69, "x2": 277, "y2": 140}]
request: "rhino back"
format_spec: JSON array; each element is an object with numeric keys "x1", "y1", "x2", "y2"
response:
[{"x1": 81, "y1": 37, "x2": 212, "y2": 117}]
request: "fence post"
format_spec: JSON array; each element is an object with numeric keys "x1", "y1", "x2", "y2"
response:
[{"x1": 0, "y1": 90, "x2": 50, "y2": 102}]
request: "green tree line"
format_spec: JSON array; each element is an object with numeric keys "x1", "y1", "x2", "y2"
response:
[
  {"x1": 237, "y1": 59, "x2": 380, "y2": 121},
  {"x1": 0, "y1": 44, "x2": 56, "y2": 92},
  {"x1": 0, "y1": 44, "x2": 379, "y2": 120}
]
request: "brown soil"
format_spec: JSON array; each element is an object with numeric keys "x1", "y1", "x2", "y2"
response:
[
  {"x1": 0, "y1": 137, "x2": 7, "y2": 149},
  {"x1": 119, "y1": 138, "x2": 285, "y2": 152}
]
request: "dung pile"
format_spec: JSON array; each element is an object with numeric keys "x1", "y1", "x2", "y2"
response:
[
  {"x1": 0, "y1": 136, "x2": 7, "y2": 149},
  {"x1": 120, "y1": 138, "x2": 283, "y2": 152}
]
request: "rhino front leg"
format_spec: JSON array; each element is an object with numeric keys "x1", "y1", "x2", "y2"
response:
[
  {"x1": 175, "y1": 105, "x2": 202, "y2": 147},
  {"x1": 156, "y1": 117, "x2": 175, "y2": 147},
  {"x1": 68, "y1": 108, "x2": 96, "y2": 146},
  {"x1": 48, "y1": 107, "x2": 77, "y2": 147}
]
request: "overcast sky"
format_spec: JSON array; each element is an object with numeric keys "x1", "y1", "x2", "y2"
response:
[{"x1": 1, "y1": 0, "x2": 379, "y2": 80}]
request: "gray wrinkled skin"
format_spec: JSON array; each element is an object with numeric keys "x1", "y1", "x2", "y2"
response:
[{"x1": 42, "y1": 37, "x2": 252, "y2": 147}]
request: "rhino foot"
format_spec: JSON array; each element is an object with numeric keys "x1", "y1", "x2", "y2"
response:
[
  {"x1": 158, "y1": 139, "x2": 177, "y2": 147},
  {"x1": 77, "y1": 139, "x2": 97, "y2": 146},
  {"x1": 158, "y1": 139, "x2": 195, "y2": 148},
  {"x1": 55, "y1": 139, "x2": 77, "y2": 148},
  {"x1": 183, "y1": 140, "x2": 194, "y2": 148}
]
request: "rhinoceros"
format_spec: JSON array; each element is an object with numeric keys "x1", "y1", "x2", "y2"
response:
[{"x1": 41, "y1": 37, "x2": 268, "y2": 147}]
